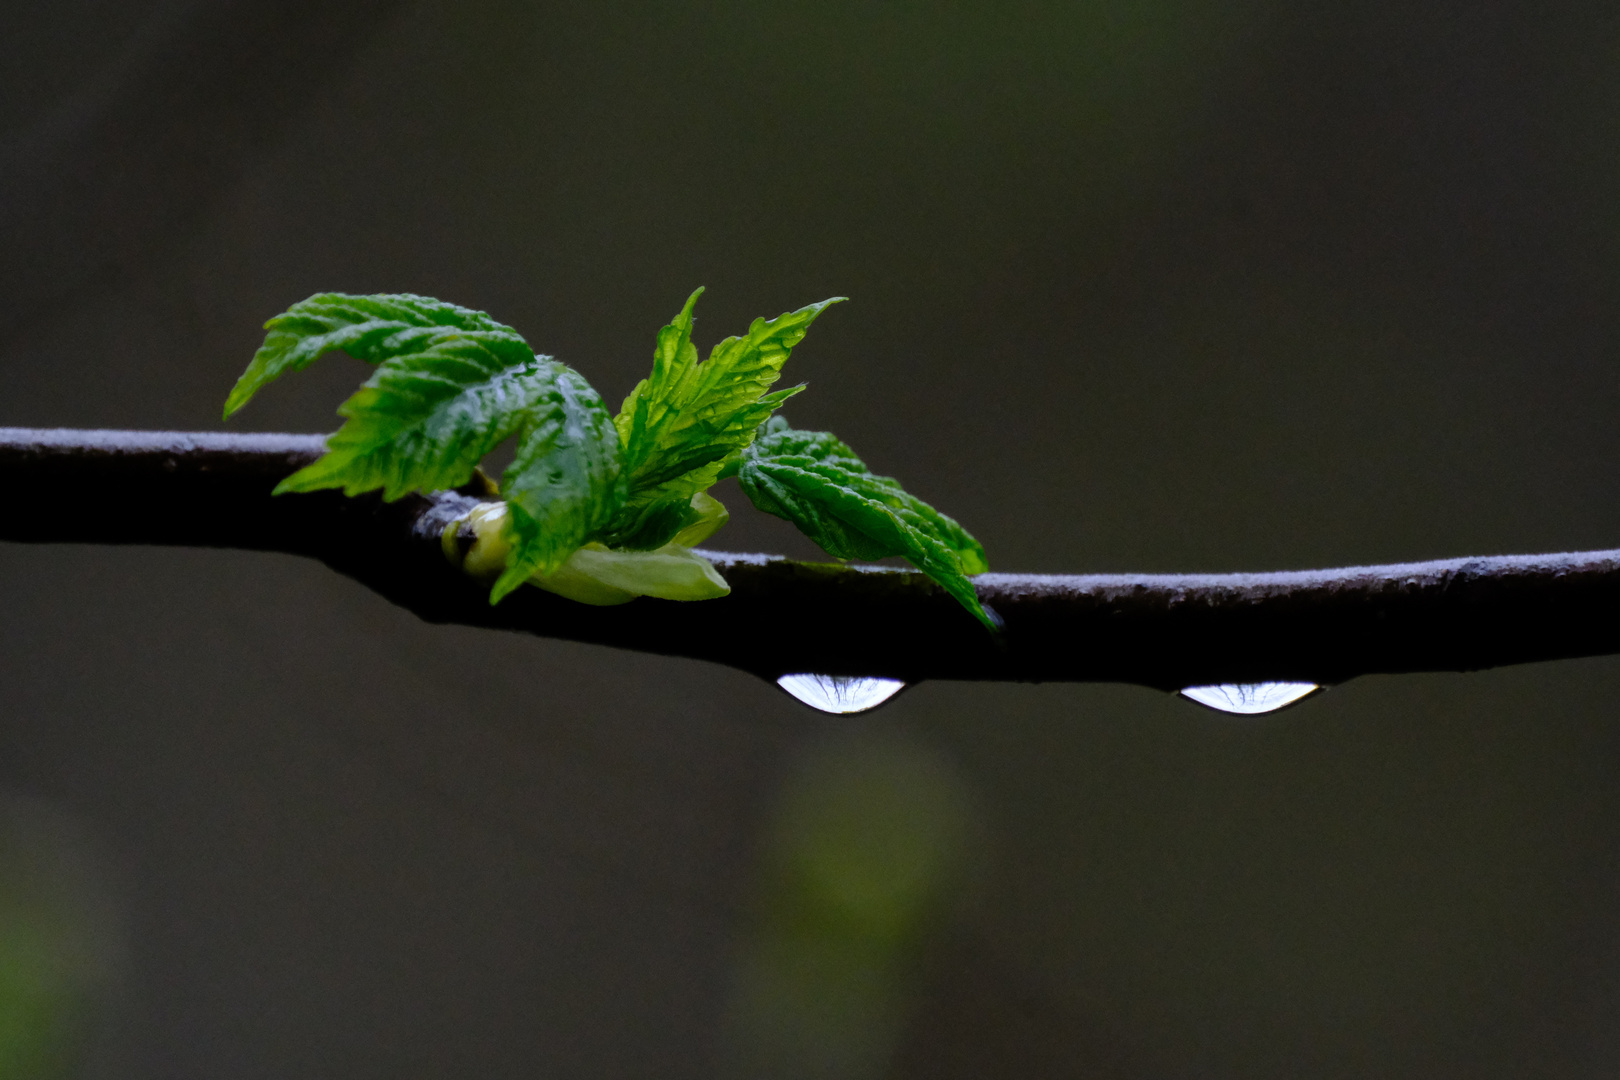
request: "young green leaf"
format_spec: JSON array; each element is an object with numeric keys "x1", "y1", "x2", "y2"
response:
[
  {"x1": 227, "y1": 292, "x2": 626, "y2": 604},
  {"x1": 601, "y1": 288, "x2": 842, "y2": 548},
  {"x1": 492, "y1": 368, "x2": 627, "y2": 602},
  {"x1": 225, "y1": 288, "x2": 986, "y2": 622},
  {"x1": 454, "y1": 502, "x2": 727, "y2": 605},
  {"x1": 224, "y1": 293, "x2": 525, "y2": 418},
  {"x1": 273, "y1": 346, "x2": 548, "y2": 497},
  {"x1": 594, "y1": 459, "x2": 729, "y2": 550},
  {"x1": 735, "y1": 421, "x2": 994, "y2": 628}
]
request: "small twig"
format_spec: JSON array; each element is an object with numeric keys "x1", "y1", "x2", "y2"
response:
[{"x1": 3, "y1": 427, "x2": 1618, "y2": 690}]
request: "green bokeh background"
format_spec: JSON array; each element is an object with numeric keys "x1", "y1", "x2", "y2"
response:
[{"x1": 5, "y1": 1, "x2": 1620, "y2": 1076}]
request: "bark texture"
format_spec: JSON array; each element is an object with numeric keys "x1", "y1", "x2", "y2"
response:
[{"x1": 4, "y1": 427, "x2": 1618, "y2": 689}]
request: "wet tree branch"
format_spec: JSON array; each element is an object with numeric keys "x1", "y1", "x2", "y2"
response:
[{"x1": 3, "y1": 427, "x2": 1618, "y2": 691}]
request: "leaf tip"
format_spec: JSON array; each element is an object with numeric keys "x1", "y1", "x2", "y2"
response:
[
  {"x1": 808, "y1": 296, "x2": 849, "y2": 317},
  {"x1": 487, "y1": 573, "x2": 524, "y2": 605},
  {"x1": 271, "y1": 458, "x2": 336, "y2": 496},
  {"x1": 677, "y1": 286, "x2": 706, "y2": 323},
  {"x1": 221, "y1": 382, "x2": 253, "y2": 420}
]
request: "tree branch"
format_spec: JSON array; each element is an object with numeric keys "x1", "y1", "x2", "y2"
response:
[{"x1": 3, "y1": 427, "x2": 1618, "y2": 690}]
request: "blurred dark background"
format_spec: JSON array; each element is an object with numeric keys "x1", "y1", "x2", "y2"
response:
[{"x1": 5, "y1": 1, "x2": 1620, "y2": 1076}]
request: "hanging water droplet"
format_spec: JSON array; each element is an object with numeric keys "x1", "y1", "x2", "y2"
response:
[
  {"x1": 1179, "y1": 681, "x2": 1322, "y2": 715},
  {"x1": 776, "y1": 674, "x2": 909, "y2": 715}
]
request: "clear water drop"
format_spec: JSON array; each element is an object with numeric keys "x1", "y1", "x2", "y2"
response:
[
  {"x1": 776, "y1": 674, "x2": 909, "y2": 715},
  {"x1": 1179, "y1": 681, "x2": 1322, "y2": 715}
]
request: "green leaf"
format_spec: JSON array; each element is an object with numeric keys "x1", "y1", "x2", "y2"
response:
[
  {"x1": 491, "y1": 368, "x2": 627, "y2": 601},
  {"x1": 279, "y1": 344, "x2": 623, "y2": 602},
  {"x1": 274, "y1": 345, "x2": 547, "y2": 499},
  {"x1": 736, "y1": 423, "x2": 994, "y2": 628},
  {"x1": 224, "y1": 293, "x2": 524, "y2": 418},
  {"x1": 531, "y1": 542, "x2": 731, "y2": 604},
  {"x1": 600, "y1": 288, "x2": 842, "y2": 548},
  {"x1": 454, "y1": 503, "x2": 728, "y2": 604},
  {"x1": 671, "y1": 490, "x2": 730, "y2": 547},
  {"x1": 231, "y1": 292, "x2": 625, "y2": 604},
  {"x1": 594, "y1": 457, "x2": 729, "y2": 550}
]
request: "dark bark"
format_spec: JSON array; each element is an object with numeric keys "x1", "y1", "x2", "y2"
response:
[{"x1": 3, "y1": 427, "x2": 1619, "y2": 690}]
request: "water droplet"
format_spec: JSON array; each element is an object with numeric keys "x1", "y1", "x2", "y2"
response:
[
  {"x1": 776, "y1": 674, "x2": 909, "y2": 715},
  {"x1": 1179, "y1": 681, "x2": 1321, "y2": 715}
]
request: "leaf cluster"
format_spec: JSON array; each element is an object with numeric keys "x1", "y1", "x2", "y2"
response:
[{"x1": 225, "y1": 289, "x2": 991, "y2": 623}]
